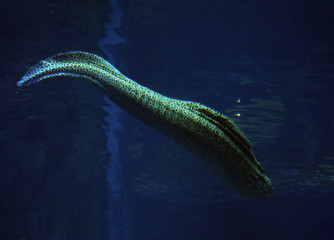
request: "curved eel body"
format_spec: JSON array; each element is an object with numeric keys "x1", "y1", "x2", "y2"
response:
[{"x1": 17, "y1": 51, "x2": 273, "y2": 199}]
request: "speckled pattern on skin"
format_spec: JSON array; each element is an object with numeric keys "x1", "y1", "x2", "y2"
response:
[{"x1": 18, "y1": 51, "x2": 274, "y2": 199}]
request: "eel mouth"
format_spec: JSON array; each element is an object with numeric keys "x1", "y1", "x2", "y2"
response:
[{"x1": 256, "y1": 177, "x2": 274, "y2": 199}]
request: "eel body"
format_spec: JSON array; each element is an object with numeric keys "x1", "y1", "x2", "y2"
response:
[{"x1": 17, "y1": 51, "x2": 274, "y2": 199}]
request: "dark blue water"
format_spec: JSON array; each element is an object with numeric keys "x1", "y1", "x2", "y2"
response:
[{"x1": 1, "y1": 0, "x2": 333, "y2": 239}]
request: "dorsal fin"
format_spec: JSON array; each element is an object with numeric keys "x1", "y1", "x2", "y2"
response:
[
  {"x1": 179, "y1": 101, "x2": 251, "y2": 150},
  {"x1": 179, "y1": 101, "x2": 263, "y2": 169}
]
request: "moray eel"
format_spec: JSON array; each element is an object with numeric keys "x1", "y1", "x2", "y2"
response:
[{"x1": 17, "y1": 51, "x2": 274, "y2": 199}]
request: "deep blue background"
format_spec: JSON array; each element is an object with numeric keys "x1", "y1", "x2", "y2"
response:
[{"x1": 1, "y1": 0, "x2": 333, "y2": 239}]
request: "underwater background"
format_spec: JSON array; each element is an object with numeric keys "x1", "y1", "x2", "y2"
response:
[{"x1": 1, "y1": 0, "x2": 334, "y2": 239}]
